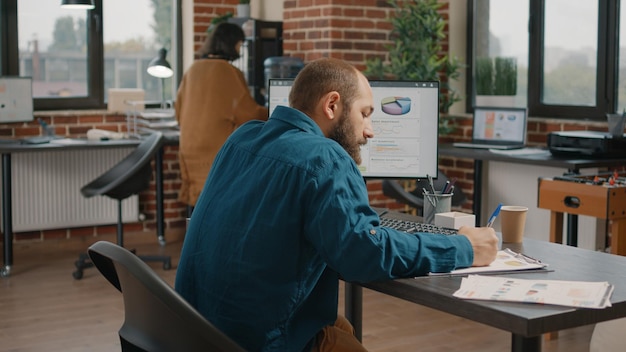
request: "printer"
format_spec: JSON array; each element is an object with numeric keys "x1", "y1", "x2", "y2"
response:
[{"x1": 548, "y1": 130, "x2": 626, "y2": 158}]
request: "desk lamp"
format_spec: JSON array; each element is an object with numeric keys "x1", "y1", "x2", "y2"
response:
[
  {"x1": 147, "y1": 48, "x2": 174, "y2": 109},
  {"x1": 61, "y1": 0, "x2": 95, "y2": 9}
]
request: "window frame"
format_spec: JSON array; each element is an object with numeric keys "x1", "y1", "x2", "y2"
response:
[
  {"x1": 468, "y1": 0, "x2": 621, "y2": 120},
  {"x1": 0, "y1": 0, "x2": 181, "y2": 111}
]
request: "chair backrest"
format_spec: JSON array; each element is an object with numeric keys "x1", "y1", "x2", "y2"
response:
[
  {"x1": 88, "y1": 241, "x2": 245, "y2": 352},
  {"x1": 382, "y1": 170, "x2": 467, "y2": 212},
  {"x1": 382, "y1": 179, "x2": 425, "y2": 209},
  {"x1": 81, "y1": 132, "x2": 164, "y2": 200}
]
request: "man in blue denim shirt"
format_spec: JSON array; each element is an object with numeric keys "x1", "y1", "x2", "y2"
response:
[{"x1": 175, "y1": 58, "x2": 498, "y2": 351}]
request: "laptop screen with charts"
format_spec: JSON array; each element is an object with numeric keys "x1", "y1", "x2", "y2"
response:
[
  {"x1": 453, "y1": 107, "x2": 528, "y2": 150},
  {"x1": 267, "y1": 79, "x2": 440, "y2": 179}
]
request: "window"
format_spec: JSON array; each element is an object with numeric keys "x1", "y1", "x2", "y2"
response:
[
  {"x1": 472, "y1": 0, "x2": 529, "y2": 110},
  {"x1": 470, "y1": 0, "x2": 621, "y2": 119},
  {"x1": 0, "y1": 0, "x2": 180, "y2": 111}
]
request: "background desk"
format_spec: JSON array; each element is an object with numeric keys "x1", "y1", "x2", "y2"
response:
[
  {"x1": 346, "y1": 212, "x2": 626, "y2": 352},
  {"x1": 0, "y1": 139, "x2": 143, "y2": 277},
  {"x1": 439, "y1": 144, "x2": 625, "y2": 249}
]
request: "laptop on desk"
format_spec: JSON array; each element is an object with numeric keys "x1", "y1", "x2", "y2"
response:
[{"x1": 453, "y1": 107, "x2": 527, "y2": 150}]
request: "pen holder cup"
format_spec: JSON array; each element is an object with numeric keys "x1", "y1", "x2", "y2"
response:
[{"x1": 423, "y1": 192, "x2": 453, "y2": 225}]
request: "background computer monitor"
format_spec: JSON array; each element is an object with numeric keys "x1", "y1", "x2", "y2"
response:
[
  {"x1": 268, "y1": 78, "x2": 293, "y2": 116},
  {"x1": 268, "y1": 79, "x2": 440, "y2": 179},
  {"x1": 0, "y1": 77, "x2": 34, "y2": 124}
]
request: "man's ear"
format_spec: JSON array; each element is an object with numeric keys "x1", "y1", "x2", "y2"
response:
[{"x1": 322, "y1": 91, "x2": 341, "y2": 120}]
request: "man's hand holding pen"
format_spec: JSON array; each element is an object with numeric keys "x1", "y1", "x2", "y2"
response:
[{"x1": 457, "y1": 226, "x2": 498, "y2": 267}]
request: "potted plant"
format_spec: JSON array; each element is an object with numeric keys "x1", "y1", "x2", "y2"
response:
[
  {"x1": 475, "y1": 57, "x2": 494, "y2": 95},
  {"x1": 475, "y1": 56, "x2": 518, "y2": 106},
  {"x1": 494, "y1": 57, "x2": 517, "y2": 95},
  {"x1": 237, "y1": 0, "x2": 250, "y2": 18},
  {"x1": 364, "y1": 0, "x2": 462, "y2": 135}
]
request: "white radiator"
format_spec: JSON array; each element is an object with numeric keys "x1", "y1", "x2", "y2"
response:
[{"x1": 1, "y1": 148, "x2": 140, "y2": 232}]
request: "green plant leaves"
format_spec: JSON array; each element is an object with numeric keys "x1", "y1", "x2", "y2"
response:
[{"x1": 363, "y1": 0, "x2": 464, "y2": 134}]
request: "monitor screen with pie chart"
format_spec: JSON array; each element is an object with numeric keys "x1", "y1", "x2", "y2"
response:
[
  {"x1": 359, "y1": 80, "x2": 439, "y2": 179},
  {"x1": 268, "y1": 79, "x2": 440, "y2": 179}
]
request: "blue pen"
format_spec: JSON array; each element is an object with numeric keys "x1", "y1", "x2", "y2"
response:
[{"x1": 486, "y1": 203, "x2": 503, "y2": 227}]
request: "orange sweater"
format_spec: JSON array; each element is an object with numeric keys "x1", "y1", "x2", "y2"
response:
[{"x1": 175, "y1": 59, "x2": 268, "y2": 206}]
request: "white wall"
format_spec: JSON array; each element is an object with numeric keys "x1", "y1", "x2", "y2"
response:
[
  {"x1": 181, "y1": 0, "x2": 194, "y2": 72},
  {"x1": 251, "y1": 0, "x2": 283, "y2": 21}
]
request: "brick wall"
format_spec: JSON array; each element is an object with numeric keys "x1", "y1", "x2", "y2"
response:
[{"x1": 282, "y1": 0, "x2": 393, "y2": 68}]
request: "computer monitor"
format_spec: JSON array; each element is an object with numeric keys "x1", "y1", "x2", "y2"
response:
[
  {"x1": 267, "y1": 79, "x2": 440, "y2": 179},
  {"x1": 267, "y1": 78, "x2": 293, "y2": 116},
  {"x1": 0, "y1": 77, "x2": 34, "y2": 124}
]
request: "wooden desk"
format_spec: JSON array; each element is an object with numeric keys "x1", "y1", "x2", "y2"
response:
[
  {"x1": 345, "y1": 212, "x2": 626, "y2": 352},
  {"x1": 439, "y1": 144, "x2": 625, "y2": 245},
  {"x1": 0, "y1": 139, "x2": 141, "y2": 277}
]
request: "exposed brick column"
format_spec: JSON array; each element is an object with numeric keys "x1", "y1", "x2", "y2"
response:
[
  {"x1": 282, "y1": 0, "x2": 393, "y2": 70},
  {"x1": 192, "y1": 0, "x2": 241, "y2": 52}
]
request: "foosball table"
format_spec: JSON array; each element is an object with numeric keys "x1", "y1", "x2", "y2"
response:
[{"x1": 538, "y1": 171, "x2": 626, "y2": 255}]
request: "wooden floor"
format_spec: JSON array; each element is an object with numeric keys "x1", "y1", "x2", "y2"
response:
[{"x1": 0, "y1": 231, "x2": 595, "y2": 352}]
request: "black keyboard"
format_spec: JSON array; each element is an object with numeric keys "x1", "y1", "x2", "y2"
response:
[{"x1": 379, "y1": 214, "x2": 458, "y2": 236}]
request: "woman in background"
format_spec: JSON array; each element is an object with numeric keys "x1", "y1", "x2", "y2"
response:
[{"x1": 175, "y1": 22, "x2": 268, "y2": 213}]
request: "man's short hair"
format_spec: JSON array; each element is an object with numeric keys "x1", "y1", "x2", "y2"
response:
[{"x1": 289, "y1": 58, "x2": 360, "y2": 115}]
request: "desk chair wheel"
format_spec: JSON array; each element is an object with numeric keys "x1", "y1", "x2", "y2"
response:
[
  {"x1": 73, "y1": 252, "x2": 94, "y2": 280},
  {"x1": 1, "y1": 265, "x2": 10, "y2": 278}
]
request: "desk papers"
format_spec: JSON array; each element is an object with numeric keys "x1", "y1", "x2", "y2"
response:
[
  {"x1": 429, "y1": 248, "x2": 547, "y2": 276},
  {"x1": 488, "y1": 147, "x2": 551, "y2": 156},
  {"x1": 453, "y1": 275, "x2": 614, "y2": 309}
]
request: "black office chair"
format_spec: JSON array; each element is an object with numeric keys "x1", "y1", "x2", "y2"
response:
[
  {"x1": 87, "y1": 241, "x2": 245, "y2": 352},
  {"x1": 382, "y1": 169, "x2": 467, "y2": 216},
  {"x1": 73, "y1": 132, "x2": 171, "y2": 280}
]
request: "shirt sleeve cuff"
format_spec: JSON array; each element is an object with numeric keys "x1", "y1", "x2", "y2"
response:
[{"x1": 448, "y1": 235, "x2": 474, "y2": 269}]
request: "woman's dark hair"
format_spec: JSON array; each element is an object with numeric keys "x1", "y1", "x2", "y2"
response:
[{"x1": 196, "y1": 22, "x2": 245, "y2": 61}]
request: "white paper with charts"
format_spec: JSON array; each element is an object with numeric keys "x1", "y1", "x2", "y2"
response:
[
  {"x1": 428, "y1": 248, "x2": 547, "y2": 276},
  {"x1": 453, "y1": 275, "x2": 614, "y2": 309}
]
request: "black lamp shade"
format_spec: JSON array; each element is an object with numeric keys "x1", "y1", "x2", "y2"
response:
[
  {"x1": 61, "y1": 0, "x2": 95, "y2": 9},
  {"x1": 147, "y1": 48, "x2": 174, "y2": 79}
]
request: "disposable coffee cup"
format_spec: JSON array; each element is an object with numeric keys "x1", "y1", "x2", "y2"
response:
[
  {"x1": 423, "y1": 191, "x2": 453, "y2": 225},
  {"x1": 500, "y1": 206, "x2": 528, "y2": 243},
  {"x1": 606, "y1": 113, "x2": 625, "y2": 137}
]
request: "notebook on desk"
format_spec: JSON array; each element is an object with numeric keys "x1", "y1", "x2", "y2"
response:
[{"x1": 453, "y1": 107, "x2": 528, "y2": 150}]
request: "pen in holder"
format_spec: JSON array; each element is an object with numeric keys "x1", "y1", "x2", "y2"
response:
[{"x1": 422, "y1": 190, "x2": 453, "y2": 224}]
